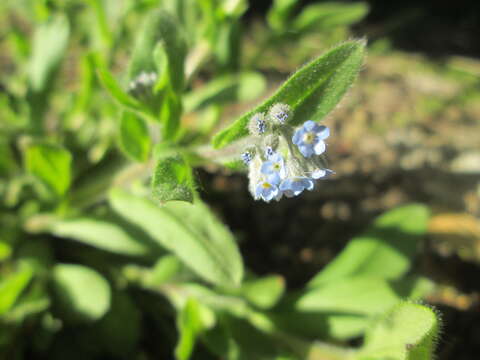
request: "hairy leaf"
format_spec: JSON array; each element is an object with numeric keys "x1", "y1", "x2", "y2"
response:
[
  {"x1": 212, "y1": 40, "x2": 366, "y2": 148},
  {"x1": 109, "y1": 189, "x2": 244, "y2": 287}
]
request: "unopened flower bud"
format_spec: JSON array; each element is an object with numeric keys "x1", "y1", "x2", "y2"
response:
[
  {"x1": 248, "y1": 113, "x2": 267, "y2": 136},
  {"x1": 269, "y1": 103, "x2": 292, "y2": 124}
]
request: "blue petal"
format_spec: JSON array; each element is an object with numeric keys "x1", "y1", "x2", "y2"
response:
[
  {"x1": 312, "y1": 169, "x2": 326, "y2": 179},
  {"x1": 262, "y1": 186, "x2": 279, "y2": 202},
  {"x1": 299, "y1": 144, "x2": 314, "y2": 157},
  {"x1": 313, "y1": 141, "x2": 326, "y2": 155},
  {"x1": 301, "y1": 178, "x2": 315, "y2": 191},
  {"x1": 316, "y1": 125, "x2": 330, "y2": 140},
  {"x1": 292, "y1": 129, "x2": 303, "y2": 145},
  {"x1": 304, "y1": 120, "x2": 316, "y2": 131},
  {"x1": 279, "y1": 178, "x2": 293, "y2": 192},
  {"x1": 270, "y1": 153, "x2": 283, "y2": 163},
  {"x1": 261, "y1": 161, "x2": 275, "y2": 174},
  {"x1": 267, "y1": 172, "x2": 281, "y2": 185}
]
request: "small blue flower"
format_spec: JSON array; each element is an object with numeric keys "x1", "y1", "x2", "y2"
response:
[
  {"x1": 261, "y1": 153, "x2": 286, "y2": 179},
  {"x1": 255, "y1": 174, "x2": 281, "y2": 202},
  {"x1": 279, "y1": 177, "x2": 315, "y2": 198},
  {"x1": 292, "y1": 120, "x2": 330, "y2": 158}
]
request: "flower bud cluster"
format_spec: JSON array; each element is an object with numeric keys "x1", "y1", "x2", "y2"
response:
[{"x1": 241, "y1": 103, "x2": 333, "y2": 202}]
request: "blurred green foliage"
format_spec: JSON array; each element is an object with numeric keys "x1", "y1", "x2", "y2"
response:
[{"x1": 0, "y1": 0, "x2": 441, "y2": 359}]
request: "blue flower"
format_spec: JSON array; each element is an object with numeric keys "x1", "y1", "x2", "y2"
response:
[
  {"x1": 279, "y1": 177, "x2": 314, "y2": 198},
  {"x1": 261, "y1": 152, "x2": 286, "y2": 179},
  {"x1": 255, "y1": 174, "x2": 281, "y2": 202},
  {"x1": 292, "y1": 120, "x2": 330, "y2": 158}
]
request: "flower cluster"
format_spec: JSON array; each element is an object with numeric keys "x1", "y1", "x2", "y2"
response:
[{"x1": 241, "y1": 103, "x2": 333, "y2": 202}]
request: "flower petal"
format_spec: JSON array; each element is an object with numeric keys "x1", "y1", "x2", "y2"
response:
[
  {"x1": 292, "y1": 129, "x2": 303, "y2": 145},
  {"x1": 267, "y1": 172, "x2": 281, "y2": 185},
  {"x1": 316, "y1": 125, "x2": 330, "y2": 140},
  {"x1": 299, "y1": 145, "x2": 314, "y2": 157},
  {"x1": 304, "y1": 120, "x2": 316, "y2": 131},
  {"x1": 313, "y1": 141, "x2": 326, "y2": 155},
  {"x1": 261, "y1": 161, "x2": 274, "y2": 174},
  {"x1": 312, "y1": 169, "x2": 326, "y2": 179}
]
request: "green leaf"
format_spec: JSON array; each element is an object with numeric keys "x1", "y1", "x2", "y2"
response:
[
  {"x1": 109, "y1": 189, "x2": 244, "y2": 287},
  {"x1": 0, "y1": 266, "x2": 33, "y2": 316},
  {"x1": 51, "y1": 264, "x2": 111, "y2": 323},
  {"x1": 267, "y1": 0, "x2": 298, "y2": 31},
  {"x1": 357, "y1": 302, "x2": 439, "y2": 360},
  {"x1": 159, "y1": 91, "x2": 183, "y2": 140},
  {"x1": 293, "y1": 2, "x2": 369, "y2": 33},
  {"x1": 147, "y1": 255, "x2": 182, "y2": 285},
  {"x1": 184, "y1": 72, "x2": 266, "y2": 112},
  {"x1": 0, "y1": 241, "x2": 12, "y2": 262},
  {"x1": 128, "y1": 9, "x2": 187, "y2": 92},
  {"x1": 95, "y1": 55, "x2": 144, "y2": 112},
  {"x1": 212, "y1": 40, "x2": 366, "y2": 148},
  {"x1": 118, "y1": 111, "x2": 151, "y2": 162},
  {"x1": 50, "y1": 217, "x2": 152, "y2": 256},
  {"x1": 309, "y1": 204, "x2": 430, "y2": 287},
  {"x1": 175, "y1": 298, "x2": 203, "y2": 360},
  {"x1": 24, "y1": 143, "x2": 72, "y2": 197},
  {"x1": 151, "y1": 155, "x2": 195, "y2": 203},
  {"x1": 241, "y1": 275, "x2": 285, "y2": 310},
  {"x1": 28, "y1": 15, "x2": 70, "y2": 92},
  {"x1": 273, "y1": 276, "x2": 432, "y2": 340}
]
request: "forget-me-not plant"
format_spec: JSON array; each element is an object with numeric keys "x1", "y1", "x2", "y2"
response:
[{"x1": 242, "y1": 103, "x2": 333, "y2": 202}]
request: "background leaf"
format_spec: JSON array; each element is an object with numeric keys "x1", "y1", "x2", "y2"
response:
[
  {"x1": 24, "y1": 143, "x2": 72, "y2": 197},
  {"x1": 50, "y1": 217, "x2": 153, "y2": 256},
  {"x1": 175, "y1": 298, "x2": 203, "y2": 360},
  {"x1": 183, "y1": 72, "x2": 266, "y2": 112},
  {"x1": 51, "y1": 264, "x2": 111, "y2": 323},
  {"x1": 0, "y1": 266, "x2": 33, "y2": 316},
  {"x1": 309, "y1": 204, "x2": 430, "y2": 287},
  {"x1": 28, "y1": 15, "x2": 70, "y2": 92},
  {"x1": 272, "y1": 276, "x2": 432, "y2": 340},
  {"x1": 293, "y1": 2, "x2": 369, "y2": 33},
  {"x1": 128, "y1": 9, "x2": 187, "y2": 92},
  {"x1": 118, "y1": 111, "x2": 151, "y2": 162},
  {"x1": 241, "y1": 275, "x2": 285, "y2": 310},
  {"x1": 109, "y1": 189, "x2": 244, "y2": 287},
  {"x1": 212, "y1": 40, "x2": 366, "y2": 148}
]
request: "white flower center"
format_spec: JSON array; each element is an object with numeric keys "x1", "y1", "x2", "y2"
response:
[
  {"x1": 262, "y1": 182, "x2": 271, "y2": 189},
  {"x1": 303, "y1": 132, "x2": 316, "y2": 144}
]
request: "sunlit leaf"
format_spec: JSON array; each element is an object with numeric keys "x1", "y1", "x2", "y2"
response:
[
  {"x1": 51, "y1": 264, "x2": 111, "y2": 323},
  {"x1": 0, "y1": 266, "x2": 33, "y2": 316},
  {"x1": 212, "y1": 40, "x2": 366, "y2": 148},
  {"x1": 24, "y1": 143, "x2": 72, "y2": 197},
  {"x1": 241, "y1": 275, "x2": 285, "y2": 309},
  {"x1": 109, "y1": 189, "x2": 244, "y2": 287},
  {"x1": 309, "y1": 204, "x2": 430, "y2": 287},
  {"x1": 357, "y1": 302, "x2": 439, "y2": 360},
  {"x1": 50, "y1": 217, "x2": 152, "y2": 256}
]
